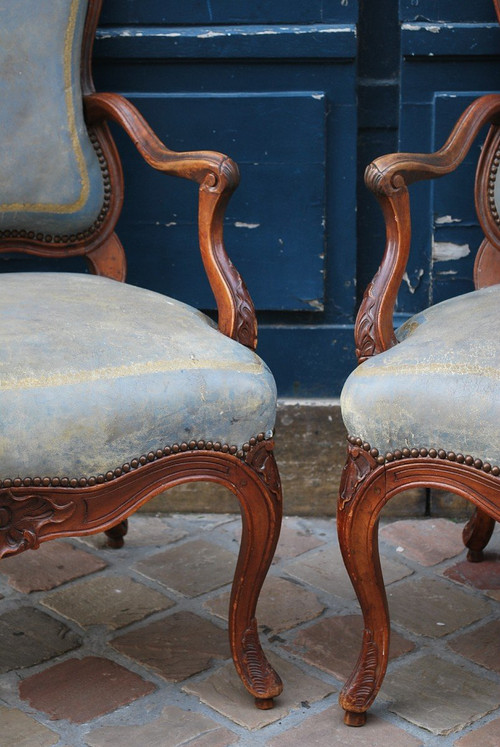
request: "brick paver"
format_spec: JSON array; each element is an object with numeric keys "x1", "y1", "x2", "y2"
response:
[
  {"x1": 0, "y1": 705, "x2": 59, "y2": 747},
  {"x1": 0, "y1": 540, "x2": 106, "y2": 592},
  {"x1": 0, "y1": 514, "x2": 499, "y2": 745},
  {"x1": 205, "y1": 575, "x2": 325, "y2": 633},
  {"x1": 381, "y1": 655, "x2": 500, "y2": 735},
  {"x1": 110, "y1": 611, "x2": 229, "y2": 681},
  {"x1": 19, "y1": 656, "x2": 155, "y2": 723},
  {"x1": 134, "y1": 539, "x2": 236, "y2": 596},
  {"x1": 183, "y1": 651, "x2": 334, "y2": 729},
  {"x1": 387, "y1": 577, "x2": 491, "y2": 637},
  {"x1": 85, "y1": 705, "x2": 238, "y2": 747},
  {"x1": 285, "y1": 543, "x2": 412, "y2": 598},
  {"x1": 454, "y1": 717, "x2": 500, "y2": 745},
  {"x1": 267, "y1": 703, "x2": 422, "y2": 746},
  {"x1": 448, "y1": 619, "x2": 500, "y2": 673},
  {"x1": 285, "y1": 614, "x2": 414, "y2": 681},
  {"x1": 380, "y1": 518, "x2": 464, "y2": 566},
  {"x1": 42, "y1": 575, "x2": 174, "y2": 629},
  {"x1": 444, "y1": 554, "x2": 500, "y2": 590},
  {"x1": 0, "y1": 607, "x2": 81, "y2": 673}
]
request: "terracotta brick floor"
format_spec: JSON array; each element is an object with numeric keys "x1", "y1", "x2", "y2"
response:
[{"x1": 0, "y1": 513, "x2": 499, "y2": 746}]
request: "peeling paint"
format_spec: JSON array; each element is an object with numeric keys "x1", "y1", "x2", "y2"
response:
[
  {"x1": 197, "y1": 31, "x2": 226, "y2": 38},
  {"x1": 402, "y1": 23, "x2": 443, "y2": 33},
  {"x1": 438, "y1": 270, "x2": 458, "y2": 275},
  {"x1": 432, "y1": 240, "x2": 470, "y2": 262},
  {"x1": 402, "y1": 269, "x2": 424, "y2": 294},
  {"x1": 435, "y1": 215, "x2": 461, "y2": 225},
  {"x1": 311, "y1": 94, "x2": 324, "y2": 100},
  {"x1": 317, "y1": 27, "x2": 352, "y2": 33},
  {"x1": 234, "y1": 222, "x2": 260, "y2": 229},
  {"x1": 306, "y1": 299, "x2": 324, "y2": 311}
]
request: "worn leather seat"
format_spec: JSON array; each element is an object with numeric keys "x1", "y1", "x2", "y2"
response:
[
  {"x1": 342, "y1": 284, "x2": 500, "y2": 467},
  {"x1": 0, "y1": 272, "x2": 276, "y2": 481}
]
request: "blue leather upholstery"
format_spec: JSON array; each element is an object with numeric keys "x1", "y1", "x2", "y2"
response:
[
  {"x1": 0, "y1": 0, "x2": 104, "y2": 236},
  {"x1": 0, "y1": 273, "x2": 276, "y2": 480},
  {"x1": 341, "y1": 285, "x2": 500, "y2": 465}
]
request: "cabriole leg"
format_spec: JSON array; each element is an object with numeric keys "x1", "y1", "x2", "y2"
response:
[
  {"x1": 230, "y1": 442, "x2": 283, "y2": 709},
  {"x1": 337, "y1": 445, "x2": 389, "y2": 726}
]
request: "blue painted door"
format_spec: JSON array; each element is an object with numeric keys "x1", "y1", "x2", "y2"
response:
[
  {"x1": 358, "y1": 0, "x2": 500, "y2": 336},
  {"x1": 93, "y1": 1, "x2": 359, "y2": 396}
]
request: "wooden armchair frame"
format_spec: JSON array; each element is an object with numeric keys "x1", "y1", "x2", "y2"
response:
[
  {"x1": 0, "y1": 0, "x2": 282, "y2": 709},
  {"x1": 338, "y1": 93, "x2": 500, "y2": 725}
]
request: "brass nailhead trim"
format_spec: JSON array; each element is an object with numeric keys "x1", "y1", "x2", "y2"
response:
[
  {"x1": 0, "y1": 432, "x2": 268, "y2": 490},
  {"x1": 489, "y1": 149, "x2": 500, "y2": 226},
  {"x1": 0, "y1": 129, "x2": 111, "y2": 245},
  {"x1": 347, "y1": 435, "x2": 500, "y2": 476}
]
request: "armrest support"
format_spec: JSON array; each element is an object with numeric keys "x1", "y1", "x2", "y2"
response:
[
  {"x1": 356, "y1": 94, "x2": 500, "y2": 363},
  {"x1": 84, "y1": 92, "x2": 257, "y2": 350}
]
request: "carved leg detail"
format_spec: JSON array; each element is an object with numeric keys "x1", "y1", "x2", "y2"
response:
[
  {"x1": 105, "y1": 519, "x2": 128, "y2": 549},
  {"x1": 463, "y1": 508, "x2": 495, "y2": 562},
  {"x1": 337, "y1": 445, "x2": 389, "y2": 725},
  {"x1": 230, "y1": 443, "x2": 283, "y2": 709}
]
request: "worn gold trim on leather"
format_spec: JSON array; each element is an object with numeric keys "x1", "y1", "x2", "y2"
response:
[
  {"x1": 0, "y1": 358, "x2": 265, "y2": 392},
  {"x1": 0, "y1": 0, "x2": 89, "y2": 214}
]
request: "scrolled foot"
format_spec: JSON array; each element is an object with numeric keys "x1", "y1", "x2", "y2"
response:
[
  {"x1": 344, "y1": 710, "x2": 367, "y2": 727},
  {"x1": 467, "y1": 548, "x2": 484, "y2": 563},
  {"x1": 338, "y1": 628, "x2": 382, "y2": 721},
  {"x1": 255, "y1": 697, "x2": 274, "y2": 710},
  {"x1": 236, "y1": 619, "x2": 283, "y2": 706}
]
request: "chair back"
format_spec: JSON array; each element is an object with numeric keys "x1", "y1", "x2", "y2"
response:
[{"x1": 0, "y1": 0, "x2": 122, "y2": 267}]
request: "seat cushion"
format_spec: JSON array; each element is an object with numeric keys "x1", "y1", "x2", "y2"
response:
[
  {"x1": 0, "y1": 273, "x2": 276, "y2": 480},
  {"x1": 341, "y1": 284, "x2": 500, "y2": 466}
]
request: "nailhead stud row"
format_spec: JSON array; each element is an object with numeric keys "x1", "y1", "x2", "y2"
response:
[
  {"x1": 489, "y1": 149, "x2": 499, "y2": 226},
  {"x1": 0, "y1": 130, "x2": 111, "y2": 245},
  {"x1": 348, "y1": 435, "x2": 500, "y2": 476},
  {"x1": 0, "y1": 433, "x2": 268, "y2": 490}
]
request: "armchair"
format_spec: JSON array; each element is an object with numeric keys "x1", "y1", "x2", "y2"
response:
[
  {"x1": 338, "y1": 92, "x2": 500, "y2": 725},
  {"x1": 0, "y1": 0, "x2": 282, "y2": 709}
]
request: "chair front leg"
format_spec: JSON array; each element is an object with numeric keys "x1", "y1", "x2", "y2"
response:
[
  {"x1": 337, "y1": 444, "x2": 389, "y2": 726},
  {"x1": 463, "y1": 507, "x2": 495, "y2": 562},
  {"x1": 230, "y1": 440, "x2": 283, "y2": 709}
]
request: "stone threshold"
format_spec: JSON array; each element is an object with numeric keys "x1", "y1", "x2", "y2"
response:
[{"x1": 140, "y1": 399, "x2": 473, "y2": 518}]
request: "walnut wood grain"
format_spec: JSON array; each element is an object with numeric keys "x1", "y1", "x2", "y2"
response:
[
  {"x1": 85, "y1": 92, "x2": 257, "y2": 348},
  {"x1": 338, "y1": 441, "x2": 500, "y2": 724},
  {"x1": 86, "y1": 233, "x2": 127, "y2": 282},
  {"x1": 0, "y1": 440, "x2": 283, "y2": 706}
]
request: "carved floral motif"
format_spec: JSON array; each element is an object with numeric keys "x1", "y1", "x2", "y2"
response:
[
  {"x1": 245, "y1": 440, "x2": 282, "y2": 505},
  {"x1": 355, "y1": 279, "x2": 379, "y2": 362},
  {"x1": 341, "y1": 628, "x2": 379, "y2": 711},
  {"x1": 339, "y1": 444, "x2": 378, "y2": 511},
  {"x1": 242, "y1": 618, "x2": 282, "y2": 697},
  {"x1": 0, "y1": 491, "x2": 76, "y2": 558}
]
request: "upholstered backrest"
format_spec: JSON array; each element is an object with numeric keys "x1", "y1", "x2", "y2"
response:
[
  {"x1": 0, "y1": 0, "x2": 107, "y2": 243},
  {"x1": 475, "y1": 125, "x2": 500, "y2": 253}
]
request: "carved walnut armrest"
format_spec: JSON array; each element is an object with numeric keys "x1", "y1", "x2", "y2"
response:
[
  {"x1": 84, "y1": 92, "x2": 257, "y2": 349},
  {"x1": 356, "y1": 93, "x2": 500, "y2": 363}
]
